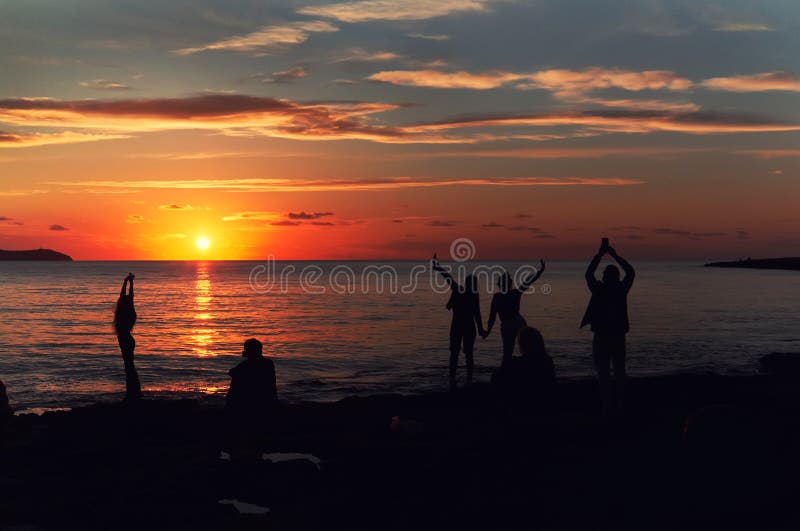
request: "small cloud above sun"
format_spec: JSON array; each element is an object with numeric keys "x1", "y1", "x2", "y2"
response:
[{"x1": 195, "y1": 236, "x2": 211, "y2": 250}]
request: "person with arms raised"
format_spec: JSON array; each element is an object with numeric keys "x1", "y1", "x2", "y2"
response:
[
  {"x1": 432, "y1": 253, "x2": 486, "y2": 390},
  {"x1": 485, "y1": 260, "x2": 546, "y2": 365},
  {"x1": 114, "y1": 273, "x2": 142, "y2": 401},
  {"x1": 582, "y1": 239, "x2": 635, "y2": 418}
]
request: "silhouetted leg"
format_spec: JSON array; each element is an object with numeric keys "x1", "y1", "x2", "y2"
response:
[
  {"x1": 500, "y1": 325, "x2": 517, "y2": 365},
  {"x1": 611, "y1": 335, "x2": 627, "y2": 413},
  {"x1": 118, "y1": 334, "x2": 142, "y2": 400},
  {"x1": 449, "y1": 322, "x2": 461, "y2": 389},
  {"x1": 463, "y1": 326, "x2": 476, "y2": 385},
  {"x1": 592, "y1": 334, "x2": 612, "y2": 418}
]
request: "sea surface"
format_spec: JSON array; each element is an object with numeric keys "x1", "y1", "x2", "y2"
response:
[{"x1": 1, "y1": 260, "x2": 799, "y2": 412}]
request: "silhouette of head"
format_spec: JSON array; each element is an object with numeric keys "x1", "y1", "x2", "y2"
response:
[
  {"x1": 243, "y1": 338, "x2": 263, "y2": 359},
  {"x1": 497, "y1": 271, "x2": 512, "y2": 293},
  {"x1": 518, "y1": 326, "x2": 546, "y2": 358},
  {"x1": 464, "y1": 274, "x2": 479, "y2": 294},
  {"x1": 602, "y1": 264, "x2": 620, "y2": 284}
]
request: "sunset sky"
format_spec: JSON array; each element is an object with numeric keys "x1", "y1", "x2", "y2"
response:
[{"x1": 1, "y1": 0, "x2": 799, "y2": 260}]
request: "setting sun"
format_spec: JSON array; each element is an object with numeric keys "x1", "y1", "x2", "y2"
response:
[{"x1": 195, "y1": 236, "x2": 211, "y2": 251}]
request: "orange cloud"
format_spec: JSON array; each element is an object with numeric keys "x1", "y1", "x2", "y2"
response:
[
  {"x1": 79, "y1": 79, "x2": 132, "y2": 90},
  {"x1": 368, "y1": 67, "x2": 693, "y2": 95},
  {"x1": 46, "y1": 176, "x2": 643, "y2": 193},
  {"x1": 576, "y1": 97, "x2": 700, "y2": 112},
  {"x1": 413, "y1": 146, "x2": 710, "y2": 159},
  {"x1": 701, "y1": 72, "x2": 800, "y2": 92},
  {"x1": 2, "y1": 95, "x2": 796, "y2": 152},
  {"x1": 369, "y1": 69, "x2": 522, "y2": 89},
  {"x1": 298, "y1": 0, "x2": 490, "y2": 22},
  {"x1": 520, "y1": 68, "x2": 692, "y2": 97},
  {"x1": 0, "y1": 130, "x2": 128, "y2": 148},
  {"x1": 412, "y1": 110, "x2": 800, "y2": 134},
  {"x1": 173, "y1": 20, "x2": 338, "y2": 55},
  {"x1": 333, "y1": 48, "x2": 402, "y2": 62}
]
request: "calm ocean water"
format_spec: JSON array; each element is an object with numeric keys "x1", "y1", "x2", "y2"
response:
[{"x1": 1, "y1": 260, "x2": 798, "y2": 411}]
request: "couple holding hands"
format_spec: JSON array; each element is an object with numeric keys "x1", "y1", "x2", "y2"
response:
[{"x1": 432, "y1": 253, "x2": 546, "y2": 387}]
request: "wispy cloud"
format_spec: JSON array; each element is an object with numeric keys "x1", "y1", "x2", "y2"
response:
[
  {"x1": 333, "y1": 48, "x2": 402, "y2": 63},
  {"x1": 712, "y1": 22, "x2": 774, "y2": 32},
  {"x1": 173, "y1": 20, "x2": 338, "y2": 55},
  {"x1": 576, "y1": 97, "x2": 699, "y2": 113},
  {"x1": 255, "y1": 66, "x2": 309, "y2": 84},
  {"x1": 701, "y1": 72, "x2": 800, "y2": 92},
  {"x1": 288, "y1": 211, "x2": 334, "y2": 220},
  {"x1": 407, "y1": 33, "x2": 450, "y2": 41},
  {"x1": 738, "y1": 149, "x2": 800, "y2": 158},
  {"x1": 2, "y1": 95, "x2": 796, "y2": 151},
  {"x1": 298, "y1": 0, "x2": 491, "y2": 22},
  {"x1": 222, "y1": 211, "x2": 282, "y2": 222},
  {"x1": 369, "y1": 67, "x2": 693, "y2": 96},
  {"x1": 369, "y1": 69, "x2": 521, "y2": 89},
  {"x1": 0, "y1": 130, "x2": 128, "y2": 148},
  {"x1": 49, "y1": 224, "x2": 69, "y2": 231},
  {"x1": 271, "y1": 220, "x2": 302, "y2": 227},
  {"x1": 415, "y1": 146, "x2": 709, "y2": 159},
  {"x1": 47, "y1": 176, "x2": 643, "y2": 193},
  {"x1": 158, "y1": 203, "x2": 194, "y2": 211},
  {"x1": 427, "y1": 220, "x2": 457, "y2": 227},
  {"x1": 413, "y1": 109, "x2": 800, "y2": 135},
  {"x1": 79, "y1": 79, "x2": 132, "y2": 90},
  {"x1": 125, "y1": 214, "x2": 147, "y2": 224}
]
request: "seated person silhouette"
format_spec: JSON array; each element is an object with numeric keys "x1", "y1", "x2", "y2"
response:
[
  {"x1": 1, "y1": 380, "x2": 12, "y2": 425},
  {"x1": 491, "y1": 326, "x2": 555, "y2": 403},
  {"x1": 225, "y1": 338, "x2": 278, "y2": 459}
]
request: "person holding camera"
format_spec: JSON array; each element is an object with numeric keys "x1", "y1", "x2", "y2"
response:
[{"x1": 582, "y1": 239, "x2": 635, "y2": 418}]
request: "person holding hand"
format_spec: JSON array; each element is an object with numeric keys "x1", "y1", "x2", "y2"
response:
[
  {"x1": 432, "y1": 254, "x2": 486, "y2": 389},
  {"x1": 485, "y1": 260, "x2": 546, "y2": 365}
]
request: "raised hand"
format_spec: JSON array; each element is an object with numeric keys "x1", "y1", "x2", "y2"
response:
[
  {"x1": 125, "y1": 272, "x2": 135, "y2": 281},
  {"x1": 431, "y1": 252, "x2": 441, "y2": 270},
  {"x1": 539, "y1": 259, "x2": 546, "y2": 272}
]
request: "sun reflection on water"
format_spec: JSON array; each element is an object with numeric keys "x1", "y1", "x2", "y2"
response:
[{"x1": 190, "y1": 262, "x2": 219, "y2": 357}]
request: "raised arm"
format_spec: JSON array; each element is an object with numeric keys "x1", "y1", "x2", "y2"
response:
[
  {"x1": 585, "y1": 252, "x2": 603, "y2": 290},
  {"x1": 609, "y1": 248, "x2": 635, "y2": 290},
  {"x1": 520, "y1": 259, "x2": 546, "y2": 292},
  {"x1": 431, "y1": 253, "x2": 455, "y2": 287},
  {"x1": 120, "y1": 273, "x2": 135, "y2": 298}
]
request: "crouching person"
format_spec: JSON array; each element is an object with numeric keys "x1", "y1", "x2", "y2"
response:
[
  {"x1": 492, "y1": 326, "x2": 555, "y2": 408},
  {"x1": 225, "y1": 338, "x2": 278, "y2": 461}
]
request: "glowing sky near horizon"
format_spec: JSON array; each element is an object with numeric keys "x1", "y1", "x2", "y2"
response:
[{"x1": 0, "y1": 0, "x2": 799, "y2": 260}]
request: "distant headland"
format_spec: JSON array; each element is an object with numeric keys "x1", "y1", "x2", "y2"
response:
[
  {"x1": 0, "y1": 248, "x2": 73, "y2": 261},
  {"x1": 705, "y1": 257, "x2": 800, "y2": 271}
]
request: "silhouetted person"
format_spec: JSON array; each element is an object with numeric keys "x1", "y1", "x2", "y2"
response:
[
  {"x1": 0, "y1": 380, "x2": 12, "y2": 434},
  {"x1": 114, "y1": 273, "x2": 142, "y2": 401},
  {"x1": 581, "y1": 240, "x2": 635, "y2": 417},
  {"x1": 486, "y1": 260, "x2": 546, "y2": 365},
  {"x1": 491, "y1": 326, "x2": 555, "y2": 404},
  {"x1": 225, "y1": 338, "x2": 278, "y2": 459},
  {"x1": 432, "y1": 254, "x2": 486, "y2": 389}
]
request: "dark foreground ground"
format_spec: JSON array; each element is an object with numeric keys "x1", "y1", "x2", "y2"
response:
[{"x1": 3, "y1": 374, "x2": 800, "y2": 531}]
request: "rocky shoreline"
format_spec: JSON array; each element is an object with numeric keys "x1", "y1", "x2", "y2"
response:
[{"x1": 3, "y1": 374, "x2": 800, "y2": 530}]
